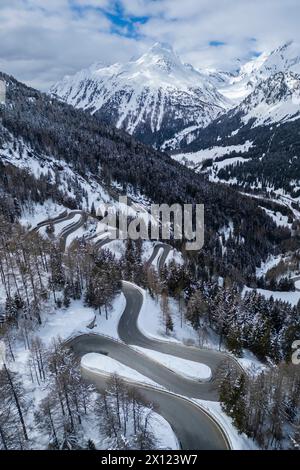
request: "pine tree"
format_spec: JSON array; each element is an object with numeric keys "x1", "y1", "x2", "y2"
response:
[
  {"x1": 90, "y1": 202, "x2": 96, "y2": 217},
  {"x1": 226, "y1": 323, "x2": 243, "y2": 356},
  {"x1": 231, "y1": 374, "x2": 247, "y2": 433},
  {"x1": 165, "y1": 313, "x2": 174, "y2": 335},
  {"x1": 87, "y1": 438, "x2": 96, "y2": 450},
  {"x1": 186, "y1": 289, "x2": 208, "y2": 330}
]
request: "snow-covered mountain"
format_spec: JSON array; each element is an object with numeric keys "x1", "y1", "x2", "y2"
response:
[
  {"x1": 220, "y1": 41, "x2": 300, "y2": 103},
  {"x1": 51, "y1": 40, "x2": 300, "y2": 153},
  {"x1": 178, "y1": 41, "x2": 300, "y2": 147},
  {"x1": 177, "y1": 42, "x2": 300, "y2": 153},
  {"x1": 2, "y1": 68, "x2": 287, "y2": 287},
  {"x1": 234, "y1": 71, "x2": 300, "y2": 127},
  {"x1": 171, "y1": 42, "x2": 300, "y2": 198},
  {"x1": 50, "y1": 43, "x2": 230, "y2": 150}
]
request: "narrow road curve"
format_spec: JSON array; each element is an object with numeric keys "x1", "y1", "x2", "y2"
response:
[
  {"x1": 82, "y1": 368, "x2": 229, "y2": 450},
  {"x1": 37, "y1": 211, "x2": 234, "y2": 450},
  {"x1": 119, "y1": 282, "x2": 230, "y2": 395},
  {"x1": 146, "y1": 243, "x2": 172, "y2": 271},
  {"x1": 33, "y1": 210, "x2": 87, "y2": 251},
  {"x1": 291, "y1": 275, "x2": 300, "y2": 291},
  {"x1": 34, "y1": 209, "x2": 68, "y2": 230},
  {"x1": 59, "y1": 211, "x2": 87, "y2": 251}
]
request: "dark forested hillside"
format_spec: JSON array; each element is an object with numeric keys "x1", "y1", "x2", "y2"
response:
[
  {"x1": 0, "y1": 71, "x2": 294, "y2": 283},
  {"x1": 178, "y1": 89, "x2": 300, "y2": 195}
]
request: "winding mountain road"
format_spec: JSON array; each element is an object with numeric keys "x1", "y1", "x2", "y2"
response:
[
  {"x1": 59, "y1": 211, "x2": 87, "y2": 251},
  {"x1": 81, "y1": 366, "x2": 229, "y2": 450},
  {"x1": 146, "y1": 243, "x2": 172, "y2": 271},
  {"x1": 34, "y1": 210, "x2": 87, "y2": 251},
  {"x1": 37, "y1": 210, "x2": 237, "y2": 450}
]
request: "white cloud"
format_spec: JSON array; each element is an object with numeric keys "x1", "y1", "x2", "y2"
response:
[
  {"x1": 0, "y1": 0, "x2": 299, "y2": 89},
  {"x1": 0, "y1": 0, "x2": 143, "y2": 89}
]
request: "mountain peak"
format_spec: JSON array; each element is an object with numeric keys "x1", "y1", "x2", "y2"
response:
[
  {"x1": 220, "y1": 41, "x2": 300, "y2": 103},
  {"x1": 50, "y1": 41, "x2": 229, "y2": 150},
  {"x1": 148, "y1": 42, "x2": 175, "y2": 55},
  {"x1": 137, "y1": 42, "x2": 181, "y2": 73}
]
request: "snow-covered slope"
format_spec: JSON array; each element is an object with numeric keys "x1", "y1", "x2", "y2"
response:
[
  {"x1": 174, "y1": 71, "x2": 300, "y2": 185},
  {"x1": 243, "y1": 41, "x2": 300, "y2": 83},
  {"x1": 183, "y1": 41, "x2": 300, "y2": 146},
  {"x1": 237, "y1": 71, "x2": 300, "y2": 126},
  {"x1": 176, "y1": 41, "x2": 300, "y2": 166},
  {"x1": 220, "y1": 41, "x2": 300, "y2": 103},
  {"x1": 50, "y1": 43, "x2": 230, "y2": 150},
  {"x1": 51, "y1": 41, "x2": 300, "y2": 152}
]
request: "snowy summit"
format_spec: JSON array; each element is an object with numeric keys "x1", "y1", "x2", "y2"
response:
[{"x1": 51, "y1": 42, "x2": 229, "y2": 150}]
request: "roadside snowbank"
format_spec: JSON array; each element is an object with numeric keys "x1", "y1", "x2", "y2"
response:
[
  {"x1": 81, "y1": 353, "x2": 157, "y2": 387},
  {"x1": 195, "y1": 400, "x2": 258, "y2": 450},
  {"x1": 93, "y1": 293, "x2": 126, "y2": 339},
  {"x1": 237, "y1": 350, "x2": 267, "y2": 376},
  {"x1": 36, "y1": 293, "x2": 126, "y2": 346},
  {"x1": 138, "y1": 288, "x2": 200, "y2": 345},
  {"x1": 81, "y1": 353, "x2": 158, "y2": 387},
  {"x1": 295, "y1": 280, "x2": 300, "y2": 290},
  {"x1": 81, "y1": 353, "x2": 179, "y2": 450},
  {"x1": 132, "y1": 346, "x2": 211, "y2": 381},
  {"x1": 38, "y1": 299, "x2": 95, "y2": 346}
]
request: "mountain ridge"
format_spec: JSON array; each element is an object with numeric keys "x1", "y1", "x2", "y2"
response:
[
  {"x1": 51, "y1": 41, "x2": 300, "y2": 152},
  {"x1": 0, "y1": 69, "x2": 291, "y2": 284},
  {"x1": 50, "y1": 42, "x2": 230, "y2": 149}
]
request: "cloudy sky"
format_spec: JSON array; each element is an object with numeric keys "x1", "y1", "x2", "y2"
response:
[{"x1": 0, "y1": 0, "x2": 299, "y2": 90}]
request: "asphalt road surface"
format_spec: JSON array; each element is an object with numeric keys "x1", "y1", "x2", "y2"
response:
[
  {"x1": 81, "y1": 367, "x2": 230, "y2": 450},
  {"x1": 146, "y1": 243, "x2": 172, "y2": 271},
  {"x1": 38, "y1": 211, "x2": 234, "y2": 450}
]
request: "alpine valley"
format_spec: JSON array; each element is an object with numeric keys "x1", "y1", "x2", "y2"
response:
[
  {"x1": 52, "y1": 41, "x2": 300, "y2": 202},
  {"x1": 1, "y1": 36, "x2": 300, "y2": 453}
]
